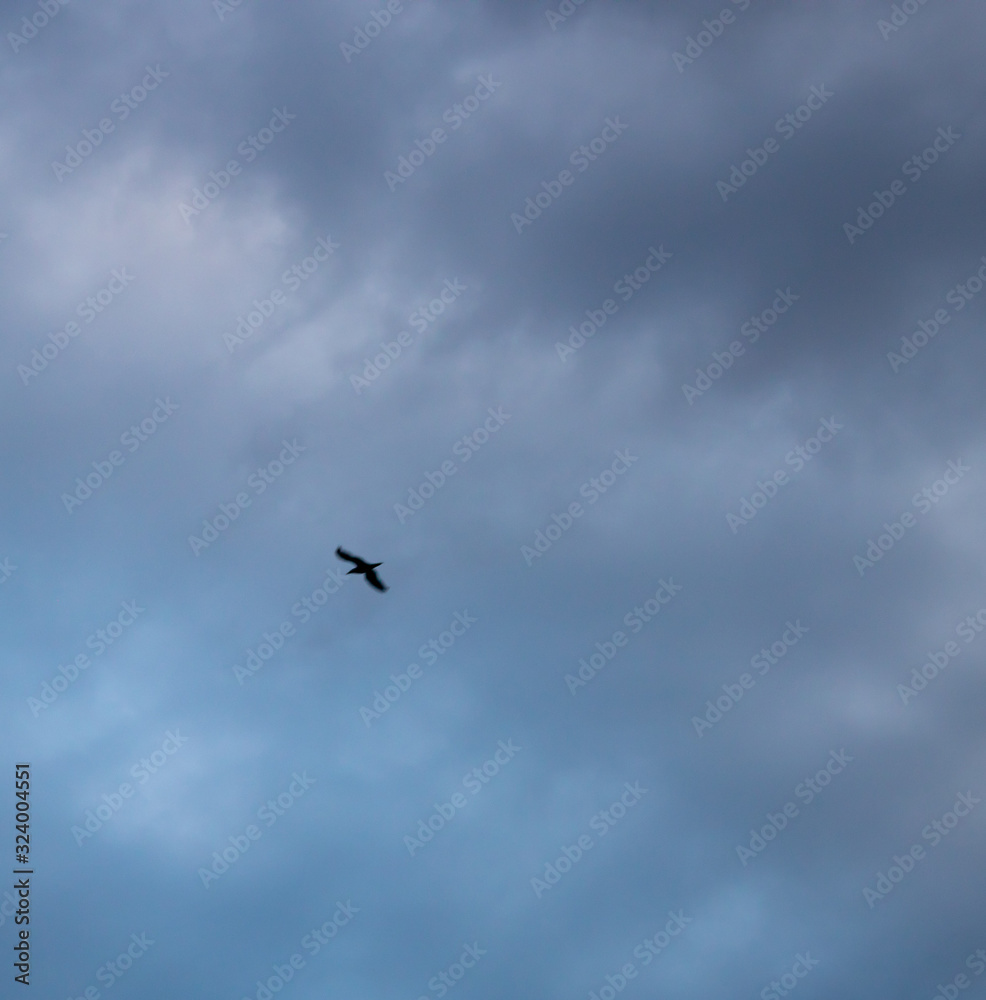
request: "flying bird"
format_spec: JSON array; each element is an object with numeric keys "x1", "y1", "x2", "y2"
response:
[{"x1": 335, "y1": 547, "x2": 388, "y2": 591}]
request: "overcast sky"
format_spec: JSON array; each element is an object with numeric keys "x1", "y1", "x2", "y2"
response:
[{"x1": 2, "y1": 1, "x2": 986, "y2": 998}]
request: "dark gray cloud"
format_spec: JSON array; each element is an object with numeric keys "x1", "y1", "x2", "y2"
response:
[{"x1": 2, "y1": 1, "x2": 985, "y2": 998}]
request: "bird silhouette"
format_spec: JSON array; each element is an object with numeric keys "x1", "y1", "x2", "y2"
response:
[{"x1": 335, "y1": 547, "x2": 388, "y2": 591}]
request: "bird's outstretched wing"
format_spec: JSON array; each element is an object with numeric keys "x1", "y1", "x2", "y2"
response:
[
  {"x1": 335, "y1": 547, "x2": 360, "y2": 565},
  {"x1": 365, "y1": 568, "x2": 388, "y2": 592}
]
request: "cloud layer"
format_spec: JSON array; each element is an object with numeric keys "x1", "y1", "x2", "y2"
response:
[{"x1": 2, "y1": 1, "x2": 985, "y2": 998}]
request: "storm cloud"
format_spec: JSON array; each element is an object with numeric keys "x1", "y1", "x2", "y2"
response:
[{"x1": 1, "y1": 1, "x2": 985, "y2": 998}]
